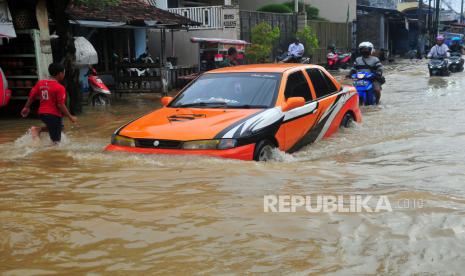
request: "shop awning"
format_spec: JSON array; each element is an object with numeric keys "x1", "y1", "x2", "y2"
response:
[
  {"x1": 67, "y1": 0, "x2": 200, "y2": 29},
  {"x1": 190, "y1": 37, "x2": 251, "y2": 45},
  {"x1": 0, "y1": 1, "x2": 16, "y2": 38},
  {"x1": 69, "y1": 20, "x2": 126, "y2": 28}
]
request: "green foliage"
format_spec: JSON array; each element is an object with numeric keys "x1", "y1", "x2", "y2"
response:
[
  {"x1": 257, "y1": 4, "x2": 293, "y2": 14},
  {"x1": 247, "y1": 22, "x2": 280, "y2": 63},
  {"x1": 281, "y1": 1, "x2": 325, "y2": 20},
  {"x1": 306, "y1": 6, "x2": 322, "y2": 20},
  {"x1": 296, "y1": 26, "x2": 319, "y2": 55}
]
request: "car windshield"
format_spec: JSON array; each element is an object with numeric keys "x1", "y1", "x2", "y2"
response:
[{"x1": 170, "y1": 73, "x2": 281, "y2": 109}]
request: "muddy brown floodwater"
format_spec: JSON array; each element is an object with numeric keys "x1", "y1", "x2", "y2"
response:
[{"x1": 1, "y1": 60, "x2": 465, "y2": 275}]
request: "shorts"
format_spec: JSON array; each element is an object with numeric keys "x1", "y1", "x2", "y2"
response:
[
  {"x1": 39, "y1": 114, "x2": 64, "y2": 142},
  {"x1": 372, "y1": 81, "x2": 382, "y2": 91}
]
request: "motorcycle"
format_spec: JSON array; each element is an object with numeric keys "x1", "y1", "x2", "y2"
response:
[
  {"x1": 276, "y1": 51, "x2": 311, "y2": 64},
  {"x1": 327, "y1": 51, "x2": 352, "y2": 70},
  {"x1": 428, "y1": 58, "x2": 450, "y2": 77},
  {"x1": 87, "y1": 67, "x2": 111, "y2": 106},
  {"x1": 351, "y1": 71, "x2": 377, "y2": 106},
  {"x1": 448, "y1": 52, "x2": 464, "y2": 73},
  {"x1": 0, "y1": 67, "x2": 11, "y2": 108}
]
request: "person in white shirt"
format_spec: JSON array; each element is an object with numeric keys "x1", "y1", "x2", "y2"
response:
[
  {"x1": 427, "y1": 35, "x2": 450, "y2": 59},
  {"x1": 287, "y1": 38, "x2": 305, "y2": 62}
]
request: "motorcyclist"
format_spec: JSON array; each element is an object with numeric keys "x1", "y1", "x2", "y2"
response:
[
  {"x1": 287, "y1": 38, "x2": 305, "y2": 63},
  {"x1": 222, "y1": 47, "x2": 239, "y2": 67},
  {"x1": 349, "y1": 42, "x2": 383, "y2": 104},
  {"x1": 427, "y1": 35, "x2": 450, "y2": 59},
  {"x1": 449, "y1": 37, "x2": 464, "y2": 55},
  {"x1": 328, "y1": 44, "x2": 337, "y2": 54}
]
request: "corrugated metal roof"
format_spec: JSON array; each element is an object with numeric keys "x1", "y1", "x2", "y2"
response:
[{"x1": 66, "y1": 0, "x2": 200, "y2": 28}]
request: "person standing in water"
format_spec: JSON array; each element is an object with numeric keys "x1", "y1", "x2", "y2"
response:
[{"x1": 21, "y1": 63, "x2": 77, "y2": 144}]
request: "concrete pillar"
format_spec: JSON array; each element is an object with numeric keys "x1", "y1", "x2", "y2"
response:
[
  {"x1": 379, "y1": 14, "x2": 385, "y2": 50},
  {"x1": 35, "y1": 0, "x2": 53, "y2": 79},
  {"x1": 222, "y1": 5, "x2": 241, "y2": 40},
  {"x1": 297, "y1": 12, "x2": 307, "y2": 32}
]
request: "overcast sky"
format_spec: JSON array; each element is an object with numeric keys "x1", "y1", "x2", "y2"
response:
[{"x1": 421, "y1": 0, "x2": 463, "y2": 11}]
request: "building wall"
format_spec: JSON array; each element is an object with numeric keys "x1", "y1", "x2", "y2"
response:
[
  {"x1": 356, "y1": 13, "x2": 381, "y2": 49},
  {"x1": 238, "y1": 0, "x2": 357, "y2": 23}
]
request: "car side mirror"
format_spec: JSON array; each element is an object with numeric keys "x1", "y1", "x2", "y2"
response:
[
  {"x1": 161, "y1": 96, "x2": 173, "y2": 107},
  {"x1": 283, "y1": 97, "x2": 305, "y2": 112}
]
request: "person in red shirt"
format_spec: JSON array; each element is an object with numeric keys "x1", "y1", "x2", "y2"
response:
[{"x1": 21, "y1": 63, "x2": 77, "y2": 144}]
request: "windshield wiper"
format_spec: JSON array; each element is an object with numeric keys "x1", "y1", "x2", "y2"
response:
[
  {"x1": 228, "y1": 104, "x2": 268, "y2": 109},
  {"x1": 177, "y1": 102, "x2": 229, "y2": 108}
]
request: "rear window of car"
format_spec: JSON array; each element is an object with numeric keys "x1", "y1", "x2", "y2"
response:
[
  {"x1": 170, "y1": 73, "x2": 281, "y2": 108},
  {"x1": 306, "y1": 68, "x2": 338, "y2": 99}
]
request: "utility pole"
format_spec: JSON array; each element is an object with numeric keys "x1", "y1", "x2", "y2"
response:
[
  {"x1": 434, "y1": 0, "x2": 440, "y2": 36},
  {"x1": 428, "y1": 0, "x2": 432, "y2": 32},
  {"x1": 418, "y1": 0, "x2": 423, "y2": 32},
  {"x1": 294, "y1": 0, "x2": 298, "y2": 13},
  {"x1": 461, "y1": 0, "x2": 464, "y2": 24}
]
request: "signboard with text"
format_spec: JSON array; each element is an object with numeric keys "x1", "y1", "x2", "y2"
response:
[{"x1": 0, "y1": 0, "x2": 15, "y2": 38}]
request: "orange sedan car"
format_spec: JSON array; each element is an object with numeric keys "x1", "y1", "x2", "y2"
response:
[{"x1": 106, "y1": 64, "x2": 362, "y2": 161}]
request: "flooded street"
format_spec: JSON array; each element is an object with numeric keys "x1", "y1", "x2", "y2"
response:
[{"x1": 1, "y1": 60, "x2": 465, "y2": 274}]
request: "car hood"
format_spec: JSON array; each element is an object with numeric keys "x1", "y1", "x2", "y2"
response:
[{"x1": 119, "y1": 107, "x2": 264, "y2": 141}]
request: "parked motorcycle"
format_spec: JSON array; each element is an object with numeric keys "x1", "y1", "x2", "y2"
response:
[
  {"x1": 0, "y1": 67, "x2": 11, "y2": 108},
  {"x1": 428, "y1": 58, "x2": 450, "y2": 77},
  {"x1": 448, "y1": 52, "x2": 464, "y2": 73},
  {"x1": 327, "y1": 51, "x2": 352, "y2": 70},
  {"x1": 87, "y1": 67, "x2": 111, "y2": 106},
  {"x1": 276, "y1": 51, "x2": 311, "y2": 64},
  {"x1": 351, "y1": 71, "x2": 377, "y2": 106}
]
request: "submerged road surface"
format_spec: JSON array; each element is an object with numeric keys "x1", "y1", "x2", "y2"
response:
[{"x1": 1, "y1": 60, "x2": 465, "y2": 274}]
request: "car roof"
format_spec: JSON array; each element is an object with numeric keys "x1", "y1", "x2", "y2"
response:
[{"x1": 206, "y1": 63, "x2": 324, "y2": 74}]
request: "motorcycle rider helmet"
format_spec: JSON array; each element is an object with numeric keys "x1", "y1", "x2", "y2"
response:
[
  {"x1": 359, "y1": 42, "x2": 374, "y2": 57},
  {"x1": 436, "y1": 35, "x2": 445, "y2": 44}
]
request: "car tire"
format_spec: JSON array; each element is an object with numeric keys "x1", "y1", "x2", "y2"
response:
[
  {"x1": 340, "y1": 113, "x2": 354, "y2": 128},
  {"x1": 253, "y1": 140, "x2": 276, "y2": 162}
]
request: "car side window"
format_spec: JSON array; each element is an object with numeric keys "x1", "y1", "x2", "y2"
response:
[
  {"x1": 306, "y1": 69, "x2": 338, "y2": 99},
  {"x1": 284, "y1": 71, "x2": 313, "y2": 102}
]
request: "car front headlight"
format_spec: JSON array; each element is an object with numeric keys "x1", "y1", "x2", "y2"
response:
[
  {"x1": 182, "y1": 139, "x2": 237, "y2": 150},
  {"x1": 112, "y1": 135, "x2": 136, "y2": 147}
]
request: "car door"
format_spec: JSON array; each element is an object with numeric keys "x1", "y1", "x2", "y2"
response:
[
  {"x1": 280, "y1": 70, "x2": 319, "y2": 152},
  {"x1": 305, "y1": 68, "x2": 342, "y2": 141}
]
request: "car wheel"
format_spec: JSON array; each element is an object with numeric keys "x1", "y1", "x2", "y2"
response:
[
  {"x1": 253, "y1": 140, "x2": 275, "y2": 162},
  {"x1": 340, "y1": 113, "x2": 354, "y2": 128}
]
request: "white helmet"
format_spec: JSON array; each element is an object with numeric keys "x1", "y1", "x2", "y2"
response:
[{"x1": 359, "y1": 42, "x2": 374, "y2": 54}]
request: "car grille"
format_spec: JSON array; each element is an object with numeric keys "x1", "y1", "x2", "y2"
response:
[{"x1": 135, "y1": 139, "x2": 183, "y2": 149}]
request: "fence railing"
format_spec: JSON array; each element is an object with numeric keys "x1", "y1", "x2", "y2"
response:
[
  {"x1": 240, "y1": 10, "x2": 297, "y2": 56},
  {"x1": 307, "y1": 20, "x2": 352, "y2": 64},
  {"x1": 168, "y1": 6, "x2": 224, "y2": 29}
]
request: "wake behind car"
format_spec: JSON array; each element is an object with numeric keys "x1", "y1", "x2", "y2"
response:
[{"x1": 106, "y1": 64, "x2": 362, "y2": 161}]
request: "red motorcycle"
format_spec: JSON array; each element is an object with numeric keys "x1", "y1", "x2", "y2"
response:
[
  {"x1": 0, "y1": 67, "x2": 11, "y2": 108},
  {"x1": 87, "y1": 67, "x2": 111, "y2": 106},
  {"x1": 327, "y1": 49, "x2": 352, "y2": 70}
]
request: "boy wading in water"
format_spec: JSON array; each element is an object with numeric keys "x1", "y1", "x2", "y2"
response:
[{"x1": 21, "y1": 63, "x2": 77, "y2": 144}]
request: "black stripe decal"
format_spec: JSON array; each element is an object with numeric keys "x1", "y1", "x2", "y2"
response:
[{"x1": 214, "y1": 110, "x2": 265, "y2": 139}]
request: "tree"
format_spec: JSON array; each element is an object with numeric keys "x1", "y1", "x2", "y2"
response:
[
  {"x1": 247, "y1": 22, "x2": 280, "y2": 63},
  {"x1": 257, "y1": 4, "x2": 293, "y2": 13},
  {"x1": 296, "y1": 26, "x2": 319, "y2": 56},
  {"x1": 47, "y1": 0, "x2": 119, "y2": 114}
]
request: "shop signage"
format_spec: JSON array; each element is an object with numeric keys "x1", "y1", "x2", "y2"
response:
[{"x1": 0, "y1": 0, "x2": 16, "y2": 38}]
